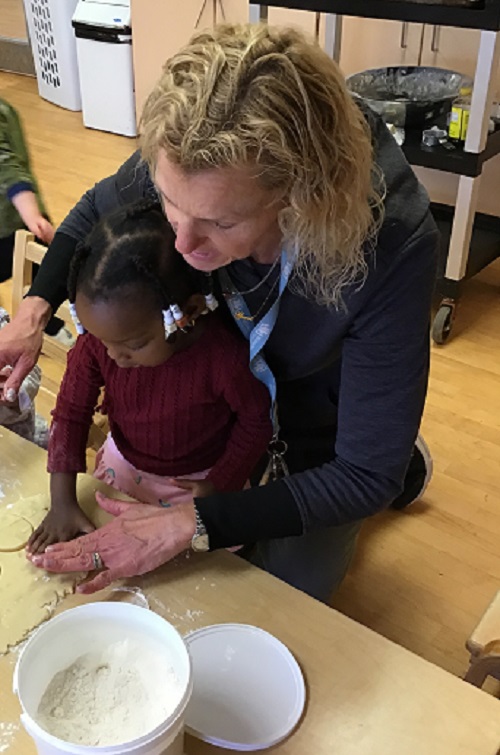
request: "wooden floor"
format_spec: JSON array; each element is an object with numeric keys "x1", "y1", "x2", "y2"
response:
[{"x1": 1, "y1": 72, "x2": 499, "y2": 693}]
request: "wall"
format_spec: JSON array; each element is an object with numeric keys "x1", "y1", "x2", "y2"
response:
[
  {"x1": 0, "y1": 0, "x2": 33, "y2": 74},
  {"x1": 130, "y1": 6, "x2": 500, "y2": 217},
  {"x1": 131, "y1": 0, "x2": 319, "y2": 119}
]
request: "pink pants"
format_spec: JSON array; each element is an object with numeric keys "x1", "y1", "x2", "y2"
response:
[{"x1": 93, "y1": 435, "x2": 211, "y2": 507}]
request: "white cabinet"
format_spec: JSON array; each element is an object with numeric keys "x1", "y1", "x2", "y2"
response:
[
  {"x1": 338, "y1": 18, "x2": 487, "y2": 81},
  {"x1": 131, "y1": 0, "x2": 203, "y2": 117},
  {"x1": 339, "y1": 18, "x2": 424, "y2": 76},
  {"x1": 219, "y1": 0, "x2": 248, "y2": 24},
  {"x1": 266, "y1": 6, "x2": 319, "y2": 37},
  {"x1": 420, "y1": 24, "x2": 481, "y2": 79}
]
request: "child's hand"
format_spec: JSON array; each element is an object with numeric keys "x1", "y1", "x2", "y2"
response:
[
  {"x1": 11, "y1": 190, "x2": 55, "y2": 244},
  {"x1": 28, "y1": 216, "x2": 55, "y2": 245},
  {"x1": 26, "y1": 505, "x2": 95, "y2": 556},
  {"x1": 169, "y1": 478, "x2": 216, "y2": 498}
]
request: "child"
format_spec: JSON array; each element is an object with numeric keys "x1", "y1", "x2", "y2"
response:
[
  {"x1": 0, "y1": 97, "x2": 71, "y2": 344},
  {"x1": 27, "y1": 200, "x2": 272, "y2": 554}
]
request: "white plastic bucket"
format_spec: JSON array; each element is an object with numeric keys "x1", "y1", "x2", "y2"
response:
[{"x1": 13, "y1": 603, "x2": 192, "y2": 755}]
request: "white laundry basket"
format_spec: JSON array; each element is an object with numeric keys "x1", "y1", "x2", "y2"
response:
[{"x1": 23, "y1": 0, "x2": 81, "y2": 111}]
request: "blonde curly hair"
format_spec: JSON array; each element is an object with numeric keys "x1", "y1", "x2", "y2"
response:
[{"x1": 141, "y1": 23, "x2": 384, "y2": 307}]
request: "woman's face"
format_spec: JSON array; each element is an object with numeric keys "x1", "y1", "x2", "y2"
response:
[{"x1": 154, "y1": 151, "x2": 284, "y2": 271}]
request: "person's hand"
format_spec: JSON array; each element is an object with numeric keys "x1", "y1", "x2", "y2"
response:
[
  {"x1": 26, "y1": 503, "x2": 95, "y2": 555},
  {"x1": 27, "y1": 216, "x2": 55, "y2": 245},
  {"x1": 0, "y1": 297, "x2": 49, "y2": 402},
  {"x1": 169, "y1": 478, "x2": 216, "y2": 498},
  {"x1": 28, "y1": 491, "x2": 197, "y2": 594},
  {"x1": 11, "y1": 190, "x2": 55, "y2": 244},
  {"x1": 0, "y1": 365, "x2": 14, "y2": 400}
]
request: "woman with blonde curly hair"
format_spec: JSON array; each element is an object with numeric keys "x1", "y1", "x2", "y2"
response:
[{"x1": 4, "y1": 24, "x2": 438, "y2": 601}]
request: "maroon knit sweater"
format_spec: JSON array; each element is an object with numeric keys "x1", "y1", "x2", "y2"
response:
[{"x1": 48, "y1": 317, "x2": 273, "y2": 492}]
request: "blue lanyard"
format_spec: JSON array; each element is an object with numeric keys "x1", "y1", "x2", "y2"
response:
[{"x1": 218, "y1": 250, "x2": 294, "y2": 434}]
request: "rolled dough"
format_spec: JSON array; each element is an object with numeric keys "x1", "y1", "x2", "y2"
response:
[
  {"x1": 0, "y1": 512, "x2": 33, "y2": 552},
  {"x1": 0, "y1": 495, "x2": 84, "y2": 654}
]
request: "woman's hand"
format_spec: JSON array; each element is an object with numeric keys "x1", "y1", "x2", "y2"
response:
[
  {"x1": 28, "y1": 491, "x2": 197, "y2": 594},
  {"x1": 0, "y1": 298, "x2": 50, "y2": 402}
]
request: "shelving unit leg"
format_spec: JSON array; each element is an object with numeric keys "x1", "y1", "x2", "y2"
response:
[
  {"x1": 432, "y1": 174, "x2": 482, "y2": 344},
  {"x1": 324, "y1": 14, "x2": 343, "y2": 62},
  {"x1": 249, "y1": 3, "x2": 268, "y2": 22},
  {"x1": 465, "y1": 29, "x2": 500, "y2": 153}
]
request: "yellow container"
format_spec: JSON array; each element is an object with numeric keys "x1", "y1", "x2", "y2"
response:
[
  {"x1": 448, "y1": 85, "x2": 472, "y2": 143},
  {"x1": 460, "y1": 106, "x2": 470, "y2": 141}
]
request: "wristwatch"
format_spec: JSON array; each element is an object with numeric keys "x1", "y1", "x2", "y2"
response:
[{"x1": 191, "y1": 505, "x2": 210, "y2": 552}]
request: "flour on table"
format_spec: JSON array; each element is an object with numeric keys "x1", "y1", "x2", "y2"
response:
[
  {"x1": 0, "y1": 495, "x2": 83, "y2": 654},
  {"x1": 0, "y1": 722, "x2": 20, "y2": 754},
  {"x1": 36, "y1": 640, "x2": 181, "y2": 746}
]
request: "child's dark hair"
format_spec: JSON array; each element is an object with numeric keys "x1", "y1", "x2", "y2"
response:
[{"x1": 67, "y1": 199, "x2": 213, "y2": 312}]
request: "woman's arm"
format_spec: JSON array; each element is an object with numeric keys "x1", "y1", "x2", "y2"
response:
[
  {"x1": 196, "y1": 217, "x2": 439, "y2": 547},
  {"x1": 26, "y1": 336, "x2": 104, "y2": 555}
]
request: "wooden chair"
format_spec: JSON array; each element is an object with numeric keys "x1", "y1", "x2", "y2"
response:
[
  {"x1": 464, "y1": 590, "x2": 500, "y2": 690},
  {"x1": 12, "y1": 229, "x2": 108, "y2": 452},
  {"x1": 12, "y1": 230, "x2": 72, "y2": 362}
]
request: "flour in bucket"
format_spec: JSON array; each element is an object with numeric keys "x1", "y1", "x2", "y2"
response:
[{"x1": 35, "y1": 638, "x2": 181, "y2": 746}]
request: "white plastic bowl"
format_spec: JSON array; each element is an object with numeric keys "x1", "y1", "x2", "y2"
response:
[{"x1": 13, "y1": 603, "x2": 192, "y2": 755}]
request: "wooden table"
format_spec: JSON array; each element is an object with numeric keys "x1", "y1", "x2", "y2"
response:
[{"x1": 1, "y1": 428, "x2": 500, "y2": 754}]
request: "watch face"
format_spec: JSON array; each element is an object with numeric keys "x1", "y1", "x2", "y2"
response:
[{"x1": 192, "y1": 533, "x2": 210, "y2": 553}]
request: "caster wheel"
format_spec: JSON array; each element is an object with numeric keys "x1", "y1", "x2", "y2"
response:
[{"x1": 432, "y1": 304, "x2": 454, "y2": 345}]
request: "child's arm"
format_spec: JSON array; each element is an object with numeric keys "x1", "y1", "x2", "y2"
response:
[
  {"x1": 11, "y1": 190, "x2": 55, "y2": 244},
  {"x1": 205, "y1": 345, "x2": 273, "y2": 493},
  {"x1": 0, "y1": 107, "x2": 54, "y2": 244},
  {"x1": 27, "y1": 335, "x2": 104, "y2": 554},
  {"x1": 47, "y1": 334, "x2": 104, "y2": 474},
  {"x1": 27, "y1": 473, "x2": 95, "y2": 555}
]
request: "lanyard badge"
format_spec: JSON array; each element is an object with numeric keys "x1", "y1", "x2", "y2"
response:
[{"x1": 218, "y1": 250, "x2": 294, "y2": 483}]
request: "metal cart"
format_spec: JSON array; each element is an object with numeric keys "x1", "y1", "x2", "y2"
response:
[{"x1": 250, "y1": 0, "x2": 500, "y2": 344}]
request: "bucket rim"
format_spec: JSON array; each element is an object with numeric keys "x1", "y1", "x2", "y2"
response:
[{"x1": 14, "y1": 602, "x2": 193, "y2": 753}]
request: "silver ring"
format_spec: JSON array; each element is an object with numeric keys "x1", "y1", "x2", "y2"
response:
[{"x1": 92, "y1": 551, "x2": 103, "y2": 570}]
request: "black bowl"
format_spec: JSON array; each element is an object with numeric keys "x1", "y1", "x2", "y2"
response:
[{"x1": 346, "y1": 66, "x2": 473, "y2": 128}]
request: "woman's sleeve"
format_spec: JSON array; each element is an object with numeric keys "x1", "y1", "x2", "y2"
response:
[
  {"x1": 196, "y1": 217, "x2": 438, "y2": 549},
  {"x1": 47, "y1": 335, "x2": 104, "y2": 474},
  {"x1": 28, "y1": 151, "x2": 149, "y2": 312}
]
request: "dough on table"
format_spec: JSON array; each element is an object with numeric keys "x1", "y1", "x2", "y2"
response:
[
  {"x1": 0, "y1": 495, "x2": 84, "y2": 654},
  {"x1": 0, "y1": 511, "x2": 34, "y2": 551}
]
